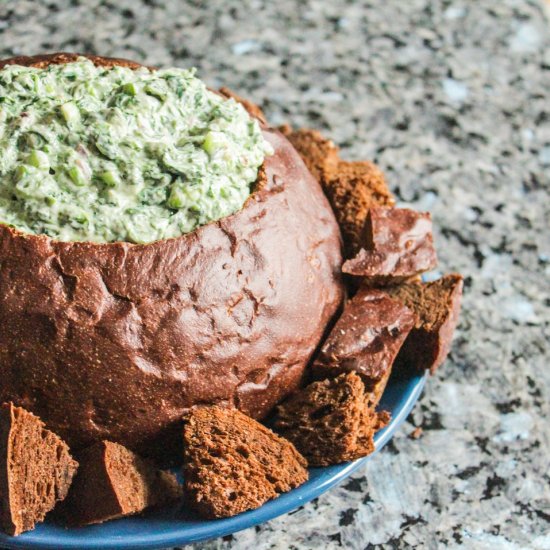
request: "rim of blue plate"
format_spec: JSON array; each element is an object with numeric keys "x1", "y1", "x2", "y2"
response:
[{"x1": 0, "y1": 369, "x2": 427, "y2": 550}]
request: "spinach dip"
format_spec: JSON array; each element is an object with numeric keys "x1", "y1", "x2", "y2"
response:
[{"x1": 0, "y1": 58, "x2": 272, "y2": 243}]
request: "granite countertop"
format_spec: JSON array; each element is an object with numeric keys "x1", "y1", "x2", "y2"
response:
[{"x1": 1, "y1": 0, "x2": 549, "y2": 548}]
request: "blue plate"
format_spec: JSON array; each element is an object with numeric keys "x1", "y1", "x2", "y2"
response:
[{"x1": 0, "y1": 370, "x2": 427, "y2": 550}]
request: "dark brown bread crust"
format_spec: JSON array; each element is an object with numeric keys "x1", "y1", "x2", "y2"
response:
[
  {"x1": 0, "y1": 54, "x2": 344, "y2": 459},
  {"x1": 61, "y1": 440, "x2": 182, "y2": 526},
  {"x1": 274, "y1": 373, "x2": 390, "y2": 466},
  {"x1": 386, "y1": 274, "x2": 464, "y2": 374},
  {"x1": 0, "y1": 52, "x2": 145, "y2": 71},
  {"x1": 182, "y1": 406, "x2": 308, "y2": 519},
  {"x1": 278, "y1": 126, "x2": 395, "y2": 258},
  {"x1": 311, "y1": 287, "x2": 416, "y2": 403},
  {"x1": 0, "y1": 403, "x2": 78, "y2": 536},
  {"x1": 342, "y1": 207, "x2": 437, "y2": 282}
]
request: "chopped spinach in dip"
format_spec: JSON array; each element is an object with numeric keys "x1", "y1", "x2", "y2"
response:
[{"x1": 0, "y1": 58, "x2": 272, "y2": 243}]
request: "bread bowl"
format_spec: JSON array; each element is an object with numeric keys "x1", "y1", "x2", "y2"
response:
[{"x1": 0, "y1": 53, "x2": 344, "y2": 459}]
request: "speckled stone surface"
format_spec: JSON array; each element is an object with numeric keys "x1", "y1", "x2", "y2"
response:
[{"x1": 1, "y1": 1, "x2": 549, "y2": 548}]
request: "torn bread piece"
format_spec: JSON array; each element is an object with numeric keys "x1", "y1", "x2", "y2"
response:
[
  {"x1": 0, "y1": 402, "x2": 78, "y2": 536},
  {"x1": 386, "y1": 274, "x2": 464, "y2": 374},
  {"x1": 311, "y1": 287, "x2": 415, "y2": 405},
  {"x1": 274, "y1": 373, "x2": 390, "y2": 466},
  {"x1": 60, "y1": 440, "x2": 182, "y2": 526},
  {"x1": 343, "y1": 207, "x2": 437, "y2": 283},
  {"x1": 182, "y1": 406, "x2": 308, "y2": 519},
  {"x1": 326, "y1": 161, "x2": 396, "y2": 259}
]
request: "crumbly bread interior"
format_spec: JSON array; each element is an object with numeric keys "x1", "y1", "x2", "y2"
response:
[
  {"x1": 387, "y1": 274, "x2": 463, "y2": 331},
  {"x1": 0, "y1": 403, "x2": 77, "y2": 536},
  {"x1": 385, "y1": 274, "x2": 464, "y2": 373},
  {"x1": 183, "y1": 406, "x2": 308, "y2": 519},
  {"x1": 274, "y1": 373, "x2": 389, "y2": 467},
  {"x1": 327, "y1": 160, "x2": 395, "y2": 257}
]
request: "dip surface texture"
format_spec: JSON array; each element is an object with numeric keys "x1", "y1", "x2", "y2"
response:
[{"x1": 0, "y1": 58, "x2": 271, "y2": 243}]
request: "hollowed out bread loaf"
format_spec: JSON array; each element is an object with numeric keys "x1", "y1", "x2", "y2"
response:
[
  {"x1": 0, "y1": 402, "x2": 78, "y2": 536},
  {"x1": 0, "y1": 54, "x2": 344, "y2": 460},
  {"x1": 182, "y1": 406, "x2": 308, "y2": 519}
]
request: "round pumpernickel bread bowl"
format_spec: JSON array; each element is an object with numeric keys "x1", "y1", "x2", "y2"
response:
[{"x1": 0, "y1": 53, "x2": 344, "y2": 460}]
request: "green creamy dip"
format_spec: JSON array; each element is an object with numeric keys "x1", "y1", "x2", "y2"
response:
[{"x1": 0, "y1": 58, "x2": 272, "y2": 243}]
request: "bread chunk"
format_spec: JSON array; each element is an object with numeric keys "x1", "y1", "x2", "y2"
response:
[
  {"x1": 61, "y1": 440, "x2": 182, "y2": 526},
  {"x1": 312, "y1": 287, "x2": 415, "y2": 404},
  {"x1": 343, "y1": 207, "x2": 437, "y2": 282},
  {"x1": 182, "y1": 406, "x2": 308, "y2": 519},
  {"x1": 386, "y1": 274, "x2": 464, "y2": 374},
  {"x1": 0, "y1": 402, "x2": 78, "y2": 536},
  {"x1": 326, "y1": 161, "x2": 395, "y2": 258},
  {"x1": 274, "y1": 373, "x2": 390, "y2": 466}
]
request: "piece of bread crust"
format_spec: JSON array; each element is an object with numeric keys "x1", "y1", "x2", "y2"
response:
[
  {"x1": 273, "y1": 373, "x2": 390, "y2": 466},
  {"x1": 327, "y1": 161, "x2": 395, "y2": 258},
  {"x1": 342, "y1": 207, "x2": 437, "y2": 282},
  {"x1": 0, "y1": 52, "x2": 144, "y2": 71},
  {"x1": 311, "y1": 287, "x2": 416, "y2": 403},
  {"x1": 60, "y1": 440, "x2": 182, "y2": 526},
  {"x1": 0, "y1": 402, "x2": 78, "y2": 536},
  {"x1": 182, "y1": 406, "x2": 308, "y2": 519},
  {"x1": 385, "y1": 274, "x2": 464, "y2": 374}
]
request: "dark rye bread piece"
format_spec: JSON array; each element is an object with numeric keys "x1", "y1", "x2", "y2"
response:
[
  {"x1": 343, "y1": 207, "x2": 437, "y2": 282},
  {"x1": 0, "y1": 402, "x2": 78, "y2": 536},
  {"x1": 60, "y1": 440, "x2": 182, "y2": 526},
  {"x1": 386, "y1": 274, "x2": 464, "y2": 374},
  {"x1": 278, "y1": 126, "x2": 395, "y2": 258},
  {"x1": 0, "y1": 54, "x2": 344, "y2": 459},
  {"x1": 327, "y1": 161, "x2": 396, "y2": 259},
  {"x1": 182, "y1": 406, "x2": 308, "y2": 519},
  {"x1": 312, "y1": 287, "x2": 416, "y2": 405},
  {"x1": 273, "y1": 373, "x2": 390, "y2": 466}
]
